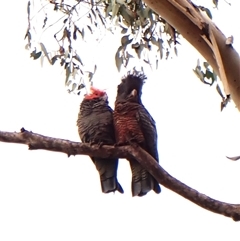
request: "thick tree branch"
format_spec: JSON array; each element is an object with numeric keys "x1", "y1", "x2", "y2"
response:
[
  {"x1": 1, "y1": 128, "x2": 240, "y2": 221},
  {"x1": 143, "y1": 0, "x2": 240, "y2": 109}
]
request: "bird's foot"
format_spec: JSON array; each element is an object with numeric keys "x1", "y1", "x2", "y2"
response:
[
  {"x1": 114, "y1": 142, "x2": 126, "y2": 147},
  {"x1": 97, "y1": 142, "x2": 104, "y2": 148}
]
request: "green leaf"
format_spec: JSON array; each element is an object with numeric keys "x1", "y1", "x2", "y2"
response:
[
  {"x1": 199, "y1": 7, "x2": 212, "y2": 19},
  {"x1": 121, "y1": 35, "x2": 133, "y2": 47},
  {"x1": 135, "y1": 44, "x2": 144, "y2": 59},
  {"x1": 115, "y1": 55, "x2": 123, "y2": 72},
  {"x1": 54, "y1": 3, "x2": 59, "y2": 11},
  {"x1": 212, "y1": 70, "x2": 217, "y2": 82},
  {"x1": 96, "y1": 9, "x2": 106, "y2": 27},
  {"x1": 30, "y1": 50, "x2": 42, "y2": 60},
  {"x1": 105, "y1": 4, "x2": 112, "y2": 18},
  {"x1": 197, "y1": 59, "x2": 201, "y2": 68},
  {"x1": 93, "y1": 64, "x2": 97, "y2": 74},
  {"x1": 119, "y1": 6, "x2": 133, "y2": 26},
  {"x1": 132, "y1": 42, "x2": 140, "y2": 49},
  {"x1": 78, "y1": 83, "x2": 85, "y2": 91},
  {"x1": 72, "y1": 68, "x2": 78, "y2": 79},
  {"x1": 212, "y1": 0, "x2": 218, "y2": 8},
  {"x1": 137, "y1": 7, "x2": 150, "y2": 24},
  {"x1": 88, "y1": 72, "x2": 94, "y2": 82},
  {"x1": 203, "y1": 62, "x2": 209, "y2": 69},
  {"x1": 65, "y1": 66, "x2": 71, "y2": 84},
  {"x1": 126, "y1": 52, "x2": 134, "y2": 59},
  {"x1": 193, "y1": 68, "x2": 205, "y2": 83},
  {"x1": 66, "y1": 80, "x2": 72, "y2": 87},
  {"x1": 51, "y1": 55, "x2": 59, "y2": 65},
  {"x1": 204, "y1": 8, "x2": 212, "y2": 19},
  {"x1": 91, "y1": 9, "x2": 97, "y2": 20},
  {"x1": 151, "y1": 37, "x2": 158, "y2": 47},
  {"x1": 42, "y1": 15, "x2": 48, "y2": 28},
  {"x1": 73, "y1": 25, "x2": 78, "y2": 40},
  {"x1": 216, "y1": 84, "x2": 225, "y2": 99},
  {"x1": 205, "y1": 70, "x2": 212, "y2": 79},
  {"x1": 112, "y1": 2, "x2": 120, "y2": 19},
  {"x1": 40, "y1": 55, "x2": 45, "y2": 67},
  {"x1": 87, "y1": 25, "x2": 93, "y2": 34},
  {"x1": 80, "y1": 28, "x2": 85, "y2": 40},
  {"x1": 159, "y1": 38, "x2": 163, "y2": 59},
  {"x1": 34, "y1": 51, "x2": 42, "y2": 59},
  {"x1": 27, "y1": 1, "x2": 30, "y2": 15},
  {"x1": 115, "y1": 46, "x2": 123, "y2": 72},
  {"x1": 25, "y1": 44, "x2": 30, "y2": 50},
  {"x1": 121, "y1": 27, "x2": 128, "y2": 34},
  {"x1": 221, "y1": 95, "x2": 231, "y2": 111},
  {"x1": 72, "y1": 83, "x2": 77, "y2": 91},
  {"x1": 40, "y1": 42, "x2": 51, "y2": 64},
  {"x1": 73, "y1": 54, "x2": 83, "y2": 65},
  {"x1": 174, "y1": 46, "x2": 178, "y2": 56}
]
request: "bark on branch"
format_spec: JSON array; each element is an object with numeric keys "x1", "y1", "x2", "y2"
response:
[
  {"x1": 143, "y1": 0, "x2": 240, "y2": 109},
  {"x1": 0, "y1": 128, "x2": 240, "y2": 221}
]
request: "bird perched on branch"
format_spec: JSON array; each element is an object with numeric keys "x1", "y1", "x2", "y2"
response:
[
  {"x1": 113, "y1": 72, "x2": 161, "y2": 196},
  {"x1": 77, "y1": 86, "x2": 124, "y2": 194}
]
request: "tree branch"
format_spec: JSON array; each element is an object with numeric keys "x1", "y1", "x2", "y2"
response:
[
  {"x1": 143, "y1": 0, "x2": 240, "y2": 109},
  {"x1": 1, "y1": 128, "x2": 240, "y2": 221}
]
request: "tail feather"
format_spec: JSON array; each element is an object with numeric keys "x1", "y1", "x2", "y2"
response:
[
  {"x1": 100, "y1": 176, "x2": 124, "y2": 194},
  {"x1": 130, "y1": 158, "x2": 161, "y2": 196},
  {"x1": 92, "y1": 157, "x2": 124, "y2": 194}
]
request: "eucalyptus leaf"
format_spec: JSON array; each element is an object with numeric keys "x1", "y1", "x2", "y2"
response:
[
  {"x1": 30, "y1": 50, "x2": 42, "y2": 60},
  {"x1": 135, "y1": 44, "x2": 144, "y2": 59},
  {"x1": 112, "y1": 2, "x2": 120, "y2": 19},
  {"x1": 115, "y1": 55, "x2": 123, "y2": 72},
  {"x1": 205, "y1": 69, "x2": 213, "y2": 80},
  {"x1": 115, "y1": 46, "x2": 123, "y2": 71},
  {"x1": 174, "y1": 46, "x2": 178, "y2": 56},
  {"x1": 121, "y1": 27, "x2": 128, "y2": 34},
  {"x1": 216, "y1": 84, "x2": 225, "y2": 99},
  {"x1": 72, "y1": 83, "x2": 77, "y2": 91},
  {"x1": 73, "y1": 54, "x2": 83, "y2": 65},
  {"x1": 40, "y1": 42, "x2": 51, "y2": 64},
  {"x1": 159, "y1": 38, "x2": 163, "y2": 59},
  {"x1": 105, "y1": 4, "x2": 112, "y2": 18},
  {"x1": 27, "y1": 1, "x2": 30, "y2": 15},
  {"x1": 65, "y1": 66, "x2": 71, "y2": 84},
  {"x1": 40, "y1": 55, "x2": 45, "y2": 67},
  {"x1": 121, "y1": 35, "x2": 133, "y2": 46},
  {"x1": 203, "y1": 62, "x2": 209, "y2": 69}
]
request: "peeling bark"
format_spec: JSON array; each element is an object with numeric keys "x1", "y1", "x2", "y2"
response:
[
  {"x1": 1, "y1": 128, "x2": 240, "y2": 221},
  {"x1": 143, "y1": 0, "x2": 240, "y2": 109}
]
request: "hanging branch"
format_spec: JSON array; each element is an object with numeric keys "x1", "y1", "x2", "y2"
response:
[{"x1": 0, "y1": 128, "x2": 240, "y2": 221}]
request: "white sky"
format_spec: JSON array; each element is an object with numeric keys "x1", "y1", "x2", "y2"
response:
[{"x1": 0, "y1": 0, "x2": 240, "y2": 240}]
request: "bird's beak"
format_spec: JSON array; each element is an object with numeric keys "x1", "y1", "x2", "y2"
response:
[
  {"x1": 103, "y1": 93, "x2": 108, "y2": 101},
  {"x1": 130, "y1": 89, "x2": 137, "y2": 97}
]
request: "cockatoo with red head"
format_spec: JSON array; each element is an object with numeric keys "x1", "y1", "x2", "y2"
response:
[{"x1": 77, "y1": 86, "x2": 123, "y2": 194}]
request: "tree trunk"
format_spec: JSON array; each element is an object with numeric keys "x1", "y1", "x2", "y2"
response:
[{"x1": 144, "y1": 0, "x2": 240, "y2": 109}]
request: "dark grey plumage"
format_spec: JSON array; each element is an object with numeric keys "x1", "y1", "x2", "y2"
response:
[{"x1": 77, "y1": 87, "x2": 123, "y2": 194}]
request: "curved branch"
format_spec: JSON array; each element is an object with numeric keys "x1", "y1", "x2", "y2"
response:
[
  {"x1": 143, "y1": 0, "x2": 240, "y2": 109},
  {"x1": 1, "y1": 128, "x2": 240, "y2": 221}
]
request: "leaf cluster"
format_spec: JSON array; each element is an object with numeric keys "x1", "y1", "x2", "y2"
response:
[{"x1": 25, "y1": 0, "x2": 180, "y2": 95}]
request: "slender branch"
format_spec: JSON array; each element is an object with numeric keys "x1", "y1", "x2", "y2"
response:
[{"x1": 1, "y1": 128, "x2": 240, "y2": 221}]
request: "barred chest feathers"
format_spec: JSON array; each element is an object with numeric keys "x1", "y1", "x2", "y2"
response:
[{"x1": 113, "y1": 102, "x2": 144, "y2": 144}]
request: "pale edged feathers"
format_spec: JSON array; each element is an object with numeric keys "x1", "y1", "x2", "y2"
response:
[{"x1": 77, "y1": 95, "x2": 124, "y2": 194}]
